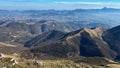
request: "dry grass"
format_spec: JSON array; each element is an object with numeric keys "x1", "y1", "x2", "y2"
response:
[
  {"x1": 0, "y1": 54, "x2": 120, "y2": 68},
  {"x1": 0, "y1": 55, "x2": 96, "y2": 68}
]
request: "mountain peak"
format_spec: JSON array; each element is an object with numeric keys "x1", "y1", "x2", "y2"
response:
[{"x1": 81, "y1": 27, "x2": 103, "y2": 38}]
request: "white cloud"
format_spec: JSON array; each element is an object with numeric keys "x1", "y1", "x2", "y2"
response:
[
  {"x1": 56, "y1": 2, "x2": 103, "y2": 5},
  {"x1": 54, "y1": 2, "x2": 120, "y2": 8},
  {"x1": 55, "y1": 2, "x2": 120, "y2": 5}
]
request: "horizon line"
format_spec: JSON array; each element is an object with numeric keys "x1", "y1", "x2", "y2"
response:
[{"x1": 0, "y1": 7, "x2": 120, "y2": 11}]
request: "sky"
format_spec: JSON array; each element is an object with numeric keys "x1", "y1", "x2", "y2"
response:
[{"x1": 0, "y1": 0, "x2": 120, "y2": 10}]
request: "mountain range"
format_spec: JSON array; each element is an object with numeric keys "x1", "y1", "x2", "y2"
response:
[
  {"x1": 0, "y1": 8, "x2": 120, "y2": 60},
  {"x1": 1, "y1": 8, "x2": 120, "y2": 44},
  {"x1": 22, "y1": 25, "x2": 120, "y2": 60}
]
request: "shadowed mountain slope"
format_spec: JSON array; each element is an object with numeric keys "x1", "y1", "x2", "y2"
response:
[{"x1": 103, "y1": 25, "x2": 120, "y2": 60}]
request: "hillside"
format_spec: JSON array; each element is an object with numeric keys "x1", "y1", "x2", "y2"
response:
[
  {"x1": 0, "y1": 20, "x2": 73, "y2": 44},
  {"x1": 0, "y1": 42, "x2": 26, "y2": 54}
]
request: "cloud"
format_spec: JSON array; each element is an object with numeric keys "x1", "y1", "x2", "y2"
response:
[
  {"x1": 56, "y1": 2, "x2": 103, "y2": 5},
  {"x1": 56, "y1": 2, "x2": 120, "y2": 5},
  {"x1": 55, "y1": 2, "x2": 120, "y2": 7}
]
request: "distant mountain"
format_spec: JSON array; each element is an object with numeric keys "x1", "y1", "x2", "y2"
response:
[
  {"x1": 0, "y1": 8, "x2": 120, "y2": 44},
  {"x1": 23, "y1": 25, "x2": 120, "y2": 59},
  {"x1": 0, "y1": 20, "x2": 73, "y2": 44},
  {"x1": 0, "y1": 19, "x2": 111, "y2": 44},
  {"x1": 1, "y1": 8, "x2": 120, "y2": 27},
  {"x1": 73, "y1": 7, "x2": 120, "y2": 12}
]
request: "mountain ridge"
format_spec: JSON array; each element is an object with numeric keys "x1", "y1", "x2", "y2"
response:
[{"x1": 23, "y1": 25, "x2": 120, "y2": 59}]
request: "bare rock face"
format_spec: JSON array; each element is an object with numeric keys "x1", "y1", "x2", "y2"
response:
[{"x1": 23, "y1": 27, "x2": 119, "y2": 59}]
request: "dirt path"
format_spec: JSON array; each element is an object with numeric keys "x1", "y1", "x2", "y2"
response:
[{"x1": 0, "y1": 42, "x2": 16, "y2": 47}]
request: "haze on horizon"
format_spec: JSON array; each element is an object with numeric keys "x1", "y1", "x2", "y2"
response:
[{"x1": 0, "y1": 0, "x2": 120, "y2": 10}]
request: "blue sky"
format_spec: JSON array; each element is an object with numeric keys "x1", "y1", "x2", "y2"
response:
[
  {"x1": 0, "y1": 0, "x2": 120, "y2": 10},
  {"x1": 1, "y1": 0, "x2": 120, "y2": 2}
]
